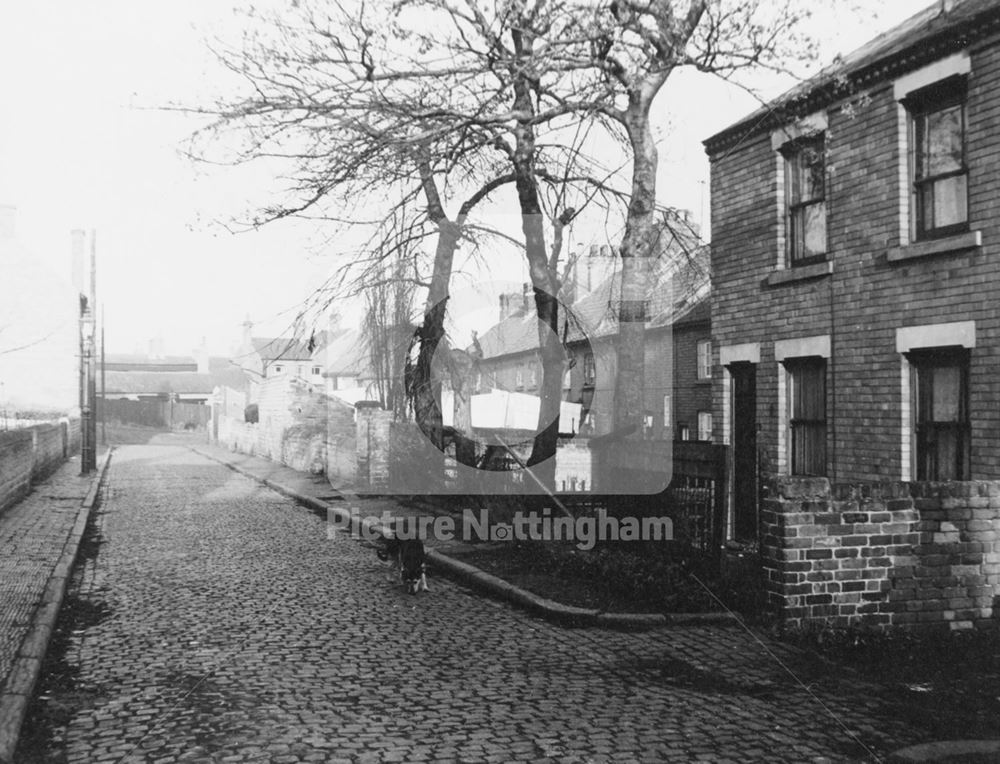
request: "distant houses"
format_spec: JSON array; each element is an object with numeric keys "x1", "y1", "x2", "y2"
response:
[
  {"x1": 474, "y1": 234, "x2": 712, "y2": 444},
  {"x1": 103, "y1": 344, "x2": 246, "y2": 404}
]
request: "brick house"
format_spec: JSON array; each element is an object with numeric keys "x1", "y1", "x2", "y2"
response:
[
  {"x1": 475, "y1": 244, "x2": 711, "y2": 441},
  {"x1": 705, "y1": 0, "x2": 1000, "y2": 630}
]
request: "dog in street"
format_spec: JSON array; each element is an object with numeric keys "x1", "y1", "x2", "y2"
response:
[{"x1": 375, "y1": 522, "x2": 429, "y2": 594}]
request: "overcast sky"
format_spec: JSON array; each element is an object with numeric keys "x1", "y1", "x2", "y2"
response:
[{"x1": 0, "y1": 0, "x2": 922, "y2": 370}]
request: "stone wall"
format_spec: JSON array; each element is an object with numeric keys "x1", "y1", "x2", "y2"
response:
[
  {"x1": 0, "y1": 419, "x2": 81, "y2": 514},
  {"x1": 764, "y1": 477, "x2": 1000, "y2": 632},
  {"x1": 356, "y1": 404, "x2": 391, "y2": 490},
  {"x1": 215, "y1": 378, "x2": 357, "y2": 479},
  {"x1": 325, "y1": 399, "x2": 357, "y2": 485}
]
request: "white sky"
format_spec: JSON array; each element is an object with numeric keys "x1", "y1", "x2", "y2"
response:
[{"x1": 0, "y1": 0, "x2": 923, "y2": 386}]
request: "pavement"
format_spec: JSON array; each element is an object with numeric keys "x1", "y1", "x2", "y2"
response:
[
  {"x1": 0, "y1": 448, "x2": 109, "y2": 763},
  {"x1": 0, "y1": 439, "x2": 965, "y2": 762}
]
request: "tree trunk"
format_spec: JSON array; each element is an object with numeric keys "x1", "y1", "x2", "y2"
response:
[
  {"x1": 613, "y1": 96, "x2": 658, "y2": 438},
  {"x1": 510, "y1": 27, "x2": 560, "y2": 493},
  {"x1": 411, "y1": 218, "x2": 459, "y2": 451}
]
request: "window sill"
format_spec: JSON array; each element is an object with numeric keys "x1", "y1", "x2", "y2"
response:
[
  {"x1": 765, "y1": 260, "x2": 833, "y2": 286},
  {"x1": 887, "y1": 230, "x2": 981, "y2": 262}
]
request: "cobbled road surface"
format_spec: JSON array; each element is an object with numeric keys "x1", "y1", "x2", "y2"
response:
[{"x1": 24, "y1": 445, "x2": 924, "y2": 763}]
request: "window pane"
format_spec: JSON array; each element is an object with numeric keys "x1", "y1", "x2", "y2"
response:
[
  {"x1": 791, "y1": 363, "x2": 825, "y2": 419},
  {"x1": 697, "y1": 340, "x2": 711, "y2": 379},
  {"x1": 931, "y1": 365, "x2": 961, "y2": 421},
  {"x1": 933, "y1": 174, "x2": 967, "y2": 229},
  {"x1": 802, "y1": 202, "x2": 826, "y2": 258},
  {"x1": 922, "y1": 105, "x2": 963, "y2": 177},
  {"x1": 698, "y1": 412, "x2": 712, "y2": 441},
  {"x1": 789, "y1": 361, "x2": 826, "y2": 475},
  {"x1": 913, "y1": 352, "x2": 970, "y2": 480},
  {"x1": 801, "y1": 145, "x2": 825, "y2": 201},
  {"x1": 935, "y1": 428, "x2": 960, "y2": 480},
  {"x1": 792, "y1": 423, "x2": 826, "y2": 476}
]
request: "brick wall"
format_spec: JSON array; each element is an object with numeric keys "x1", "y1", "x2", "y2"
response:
[
  {"x1": 32, "y1": 422, "x2": 69, "y2": 481},
  {"x1": 0, "y1": 430, "x2": 34, "y2": 514},
  {"x1": 764, "y1": 477, "x2": 1000, "y2": 632},
  {"x1": 709, "y1": 40, "x2": 1000, "y2": 481},
  {"x1": 356, "y1": 405, "x2": 391, "y2": 489},
  {"x1": 0, "y1": 419, "x2": 81, "y2": 515},
  {"x1": 668, "y1": 321, "x2": 712, "y2": 441}
]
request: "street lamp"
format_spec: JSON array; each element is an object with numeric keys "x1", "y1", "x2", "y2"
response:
[{"x1": 80, "y1": 306, "x2": 96, "y2": 473}]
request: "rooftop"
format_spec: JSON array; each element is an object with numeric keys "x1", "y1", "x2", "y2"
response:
[{"x1": 704, "y1": 0, "x2": 1000, "y2": 154}]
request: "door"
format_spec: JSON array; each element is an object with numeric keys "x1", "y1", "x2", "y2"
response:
[{"x1": 730, "y1": 362, "x2": 758, "y2": 542}]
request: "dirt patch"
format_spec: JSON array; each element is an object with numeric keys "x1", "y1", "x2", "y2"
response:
[
  {"x1": 789, "y1": 628, "x2": 1000, "y2": 742},
  {"x1": 14, "y1": 590, "x2": 113, "y2": 763},
  {"x1": 443, "y1": 541, "x2": 739, "y2": 614}
]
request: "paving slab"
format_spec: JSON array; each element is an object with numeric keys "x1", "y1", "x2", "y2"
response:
[{"x1": 0, "y1": 449, "x2": 110, "y2": 763}]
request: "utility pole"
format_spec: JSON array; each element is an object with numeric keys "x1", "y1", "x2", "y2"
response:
[
  {"x1": 77, "y1": 229, "x2": 98, "y2": 474},
  {"x1": 87, "y1": 230, "x2": 98, "y2": 470},
  {"x1": 100, "y1": 303, "x2": 106, "y2": 446}
]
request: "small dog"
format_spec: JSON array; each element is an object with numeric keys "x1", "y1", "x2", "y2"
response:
[{"x1": 376, "y1": 524, "x2": 429, "y2": 594}]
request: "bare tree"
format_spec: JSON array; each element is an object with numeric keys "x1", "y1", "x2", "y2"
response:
[
  {"x1": 580, "y1": 0, "x2": 815, "y2": 435},
  {"x1": 190, "y1": 0, "x2": 625, "y2": 490}
]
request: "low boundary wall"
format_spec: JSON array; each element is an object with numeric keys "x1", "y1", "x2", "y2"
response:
[
  {"x1": 0, "y1": 419, "x2": 81, "y2": 514},
  {"x1": 764, "y1": 478, "x2": 1000, "y2": 632}
]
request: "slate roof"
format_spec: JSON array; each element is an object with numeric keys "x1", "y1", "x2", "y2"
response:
[
  {"x1": 704, "y1": 0, "x2": 1000, "y2": 154},
  {"x1": 324, "y1": 329, "x2": 371, "y2": 376},
  {"x1": 103, "y1": 360, "x2": 247, "y2": 395},
  {"x1": 104, "y1": 354, "x2": 198, "y2": 372},
  {"x1": 251, "y1": 337, "x2": 315, "y2": 362},
  {"x1": 476, "y1": 244, "x2": 711, "y2": 361}
]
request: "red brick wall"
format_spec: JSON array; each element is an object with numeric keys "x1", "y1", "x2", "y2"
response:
[
  {"x1": 709, "y1": 42, "x2": 1000, "y2": 481},
  {"x1": 764, "y1": 477, "x2": 1000, "y2": 632}
]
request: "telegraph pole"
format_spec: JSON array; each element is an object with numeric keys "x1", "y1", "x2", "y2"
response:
[
  {"x1": 101, "y1": 303, "x2": 106, "y2": 446},
  {"x1": 77, "y1": 229, "x2": 98, "y2": 474},
  {"x1": 86, "y1": 230, "x2": 97, "y2": 471}
]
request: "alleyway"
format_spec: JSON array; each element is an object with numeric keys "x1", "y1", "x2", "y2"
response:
[{"x1": 20, "y1": 445, "x2": 930, "y2": 762}]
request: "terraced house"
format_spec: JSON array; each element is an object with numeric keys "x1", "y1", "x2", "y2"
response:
[{"x1": 705, "y1": 0, "x2": 1000, "y2": 630}]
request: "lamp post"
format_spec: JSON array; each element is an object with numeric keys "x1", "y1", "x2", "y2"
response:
[
  {"x1": 80, "y1": 304, "x2": 96, "y2": 474},
  {"x1": 77, "y1": 229, "x2": 97, "y2": 474}
]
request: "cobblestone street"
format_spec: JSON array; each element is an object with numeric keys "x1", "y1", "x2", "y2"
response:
[{"x1": 18, "y1": 445, "x2": 933, "y2": 762}]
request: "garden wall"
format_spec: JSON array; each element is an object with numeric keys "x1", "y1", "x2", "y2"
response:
[
  {"x1": 214, "y1": 380, "x2": 357, "y2": 480},
  {"x1": 764, "y1": 477, "x2": 1000, "y2": 632},
  {"x1": 0, "y1": 419, "x2": 81, "y2": 515}
]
